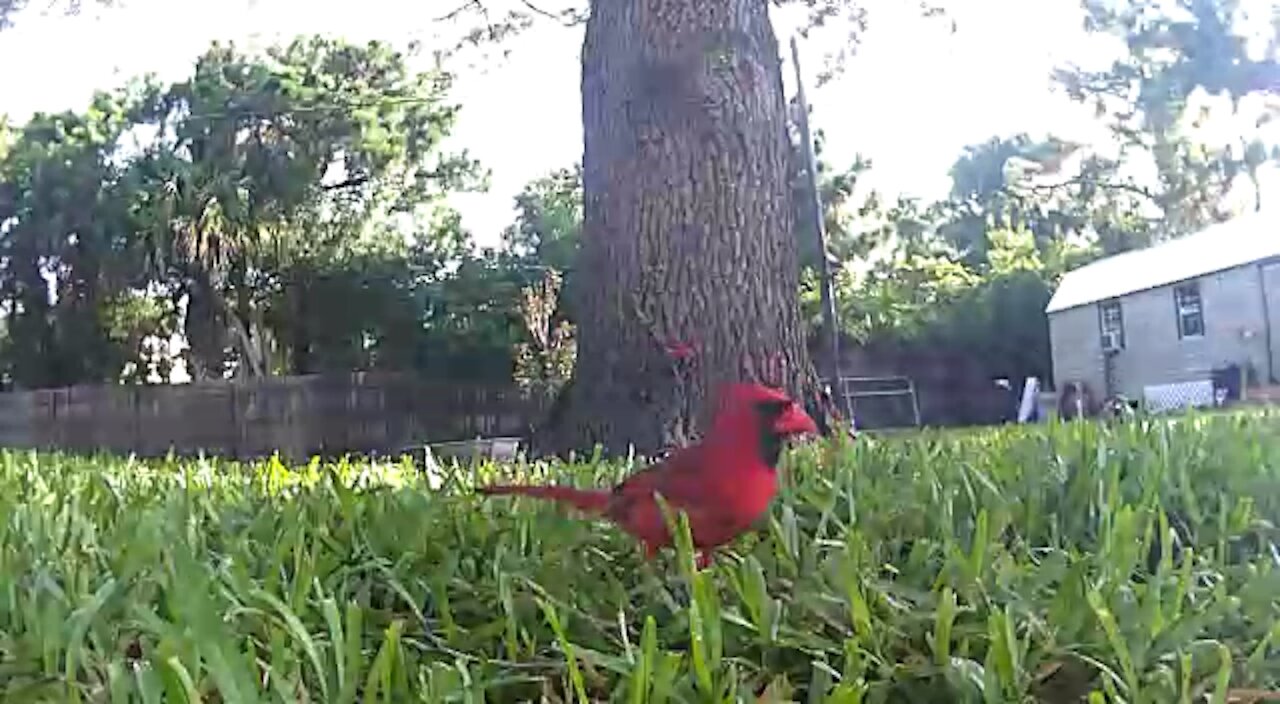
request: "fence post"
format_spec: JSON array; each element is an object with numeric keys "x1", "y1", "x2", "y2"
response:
[
  {"x1": 132, "y1": 386, "x2": 142, "y2": 454},
  {"x1": 0, "y1": 377, "x2": 547, "y2": 459},
  {"x1": 230, "y1": 384, "x2": 241, "y2": 459}
]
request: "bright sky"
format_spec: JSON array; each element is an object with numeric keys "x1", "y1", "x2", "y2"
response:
[{"x1": 0, "y1": 0, "x2": 1256, "y2": 248}]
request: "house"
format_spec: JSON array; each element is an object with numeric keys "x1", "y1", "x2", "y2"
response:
[{"x1": 1045, "y1": 210, "x2": 1280, "y2": 403}]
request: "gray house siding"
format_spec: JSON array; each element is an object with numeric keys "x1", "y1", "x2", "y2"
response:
[
  {"x1": 1048, "y1": 302, "x2": 1106, "y2": 394},
  {"x1": 1265, "y1": 261, "x2": 1280, "y2": 382},
  {"x1": 1049, "y1": 261, "x2": 1280, "y2": 398}
]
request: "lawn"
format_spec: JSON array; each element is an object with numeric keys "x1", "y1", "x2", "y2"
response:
[{"x1": 2, "y1": 410, "x2": 1280, "y2": 702}]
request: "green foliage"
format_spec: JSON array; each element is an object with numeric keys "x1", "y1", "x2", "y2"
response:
[
  {"x1": 417, "y1": 251, "x2": 536, "y2": 381},
  {"x1": 831, "y1": 242, "x2": 980, "y2": 342},
  {"x1": 101, "y1": 289, "x2": 181, "y2": 384},
  {"x1": 0, "y1": 89, "x2": 147, "y2": 388},
  {"x1": 0, "y1": 36, "x2": 502, "y2": 387},
  {"x1": 500, "y1": 164, "x2": 583, "y2": 339},
  {"x1": 787, "y1": 113, "x2": 1103, "y2": 388},
  {"x1": 260, "y1": 219, "x2": 459, "y2": 376},
  {"x1": 513, "y1": 268, "x2": 577, "y2": 393},
  {"x1": 941, "y1": 134, "x2": 1118, "y2": 258},
  {"x1": 1053, "y1": 0, "x2": 1280, "y2": 241},
  {"x1": 791, "y1": 132, "x2": 900, "y2": 270},
  {"x1": 803, "y1": 131, "x2": 1105, "y2": 385},
  {"x1": 826, "y1": 225, "x2": 1095, "y2": 384},
  {"x1": 3, "y1": 411, "x2": 1280, "y2": 699},
  {"x1": 501, "y1": 164, "x2": 582, "y2": 276},
  {"x1": 124, "y1": 37, "x2": 483, "y2": 379}
]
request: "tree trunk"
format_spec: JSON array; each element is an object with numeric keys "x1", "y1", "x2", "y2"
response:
[
  {"x1": 289, "y1": 273, "x2": 313, "y2": 375},
  {"x1": 539, "y1": 0, "x2": 820, "y2": 457},
  {"x1": 182, "y1": 274, "x2": 227, "y2": 382}
]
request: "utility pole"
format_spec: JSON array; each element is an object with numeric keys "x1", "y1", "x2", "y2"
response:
[{"x1": 789, "y1": 36, "x2": 849, "y2": 420}]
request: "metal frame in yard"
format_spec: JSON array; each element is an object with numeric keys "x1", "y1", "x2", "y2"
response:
[{"x1": 826, "y1": 375, "x2": 923, "y2": 430}]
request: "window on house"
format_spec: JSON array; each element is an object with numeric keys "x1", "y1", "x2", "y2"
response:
[
  {"x1": 1174, "y1": 283, "x2": 1205, "y2": 338},
  {"x1": 1099, "y1": 299, "x2": 1124, "y2": 349}
]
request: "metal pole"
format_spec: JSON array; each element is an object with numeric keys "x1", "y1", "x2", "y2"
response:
[{"x1": 789, "y1": 36, "x2": 848, "y2": 420}]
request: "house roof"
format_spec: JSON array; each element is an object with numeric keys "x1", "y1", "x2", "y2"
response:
[{"x1": 1045, "y1": 209, "x2": 1280, "y2": 314}]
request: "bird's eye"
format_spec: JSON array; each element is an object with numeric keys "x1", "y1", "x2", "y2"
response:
[{"x1": 756, "y1": 399, "x2": 788, "y2": 417}]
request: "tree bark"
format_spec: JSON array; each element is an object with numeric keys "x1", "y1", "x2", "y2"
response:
[{"x1": 539, "y1": 0, "x2": 820, "y2": 457}]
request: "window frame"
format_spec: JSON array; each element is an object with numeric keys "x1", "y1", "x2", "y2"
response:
[
  {"x1": 1098, "y1": 299, "x2": 1125, "y2": 350},
  {"x1": 1173, "y1": 282, "x2": 1205, "y2": 339}
]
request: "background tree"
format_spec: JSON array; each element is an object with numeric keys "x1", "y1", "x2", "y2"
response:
[
  {"x1": 512, "y1": 268, "x2": 576, "y2": 395},
  {"x1": 499, "y1": 163, "x2": 582, "y2": 326},
  {"x1": 0, "y1": 90, "x2": 146, "y2": 388},
  {"x1": 501, "y1": 164, "x2": 583, "y2": 274},
  {"x1": 123, "y1": 37, "x2": 482, "y2": 380},
  {"x1": 1051, "y1": 0, "x2": 1280, "y2": 243},
  {"x1": 258, "y1": 211, "x2": 468, "y2": 375},
  {"x1": 0, "y1": 36, "x2": 502, "y2": 389},
  {"x1": 417, "y1": 250, "x2": 534, "y2": 381},
  {"x1": 789, "y1": 128, "x2": 895, "y2": 268}
]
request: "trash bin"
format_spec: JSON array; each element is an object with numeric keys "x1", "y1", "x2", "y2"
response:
[{"x1": 1210, "y1": 363, "x2": 1243, "y2": 402}]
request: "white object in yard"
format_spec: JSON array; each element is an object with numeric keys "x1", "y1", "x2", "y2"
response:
[
  {"x1": 1017, "y1": 377, "x2": 1041, "y2": 422},
  {"x1": 396, "y1": 444, "x2": 445, "y2": 488},
  {"x1": 430, "y1": 436, "x2": 523, "y2": 463},
  {"x1": 488, "y1": 437, "x2": 521, "y2": 461},
  {"x1": 1142, "y1": 380, "x2": 1215, "y2": 414},
  {"x1": 419, "y1": 444, "x2": 441, "y2": 469}
]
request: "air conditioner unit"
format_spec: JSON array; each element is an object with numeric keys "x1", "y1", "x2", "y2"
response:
[{"x1": 1101, "y1": 331, "x2": 1123, "y2": 353}]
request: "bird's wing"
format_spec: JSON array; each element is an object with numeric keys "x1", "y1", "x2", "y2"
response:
[
  {"x1": 605, "y1": 445, "x2": 729, "y2": 545},
  {"x1": 611, "y1": 443, "x2": 711, "y2": 503}
]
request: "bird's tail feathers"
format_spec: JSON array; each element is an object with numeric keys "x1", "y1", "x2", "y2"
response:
[{"x1": 476, "y1": 484, "x2": 611, "y2": 513}]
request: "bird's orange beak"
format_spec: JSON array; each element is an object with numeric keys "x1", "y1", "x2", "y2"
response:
[{"x1": 772, "y1": 401, "x2": 819, "y2": 437}]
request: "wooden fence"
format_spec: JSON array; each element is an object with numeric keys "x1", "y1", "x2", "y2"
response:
[{"x1": 0, "y1": 373, "x2": 551, "y2": 461}]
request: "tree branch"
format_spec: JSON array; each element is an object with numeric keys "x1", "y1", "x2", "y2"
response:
[
  {"x1": 1020, "y1": 176, "x2": 1160, "y2": 204},
  {"x1": 432, "y1": 0, "x2": 480, "y2": 22},
  {"x1": 517, "y1": 0, "x2": 583, "y2": 26},
  {"x1": 321, "y1": 175, "x2": 371, "y2": 192}
]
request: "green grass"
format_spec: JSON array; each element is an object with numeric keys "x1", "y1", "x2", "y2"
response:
[{"x1": 3, "y1": 411, "x2": 1280, "y2": 702}]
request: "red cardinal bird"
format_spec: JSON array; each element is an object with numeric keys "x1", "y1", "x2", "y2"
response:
[{"x1": 476, "y1": 382, "x2": 819, "y2": 568}]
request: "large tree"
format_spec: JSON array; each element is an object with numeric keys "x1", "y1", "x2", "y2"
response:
[
  {"x1": 435, "y1": 0, "x2": 943, "y2": 454},
  {"x1": 3, "y1": 0, "x2": 918, "y2": 451},
  {"x1": 538, "y1": 0, "x2": 817, "y2": 455}
]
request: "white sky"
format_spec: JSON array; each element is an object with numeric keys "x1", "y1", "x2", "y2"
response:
[{"x1": 0, "y1": 0, "x2": 1267, "y2": 248}]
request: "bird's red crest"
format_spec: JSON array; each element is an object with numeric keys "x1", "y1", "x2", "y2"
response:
[
  {"x1": 713, "y1": 382, "x2": 818, "y2": 438},
  {"x1": 717, "y1": 382, "x2": 790, "y2": 408}
]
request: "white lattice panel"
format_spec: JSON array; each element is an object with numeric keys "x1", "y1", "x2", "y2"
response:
[{"x1": 1143, "y1": 380, "x2": 1215, "y2": 414}]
